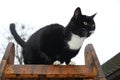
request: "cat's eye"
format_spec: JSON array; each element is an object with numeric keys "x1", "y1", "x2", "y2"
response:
[{"x1": 83, "y1": 21, "x2": 88, "y2": 26}]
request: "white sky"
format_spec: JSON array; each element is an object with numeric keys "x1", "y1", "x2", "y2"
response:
[{"x1": 0, "y1": 0, "x2": 120, "y2": 64}]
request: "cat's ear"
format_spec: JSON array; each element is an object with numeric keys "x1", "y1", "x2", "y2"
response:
[
  {"x1": 74, "y1": 7, "x2": 82, "y2": 19},
  {"x1": 91, "y1": 13, "x2": 97, "y2": 18}
]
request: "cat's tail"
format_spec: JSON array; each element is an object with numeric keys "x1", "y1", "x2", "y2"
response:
[{"x1": 10, "y1": 23, "x2": 26, "y2": 47}]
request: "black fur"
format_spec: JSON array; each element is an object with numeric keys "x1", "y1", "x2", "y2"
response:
[{"x1": 10, "y1": 7, "x2": 96, "y2": 64}]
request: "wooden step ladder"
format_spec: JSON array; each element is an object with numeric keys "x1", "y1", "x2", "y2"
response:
[{"x1": 0, "y1": 42, "x2": 106, "y2": 80}]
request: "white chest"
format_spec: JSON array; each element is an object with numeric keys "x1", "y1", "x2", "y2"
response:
[{"x1": 67, "y1": 33, "x2": 86, "y2": 50}]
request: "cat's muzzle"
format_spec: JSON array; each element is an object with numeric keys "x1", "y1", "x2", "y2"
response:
[{"x1": 89, "y1": 30, "x2": 94, "y2": 34}]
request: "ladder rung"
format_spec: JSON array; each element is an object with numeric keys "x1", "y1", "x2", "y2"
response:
[{"x1": 4, "y1": 65, "x2": 96, "y2": 79}]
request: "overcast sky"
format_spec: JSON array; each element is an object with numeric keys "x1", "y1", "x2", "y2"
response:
[{"x1": 0, "y1": 0, "x2": 120, "y2": 64}]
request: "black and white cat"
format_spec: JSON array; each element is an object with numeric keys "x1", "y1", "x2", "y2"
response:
[{"x1": 10, "y1": 7, "x2": 96, "y2": 65}]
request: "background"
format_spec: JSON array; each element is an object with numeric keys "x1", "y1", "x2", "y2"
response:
[{"x1": 0, "y1": 0, "x2": 120, "y2": 64}]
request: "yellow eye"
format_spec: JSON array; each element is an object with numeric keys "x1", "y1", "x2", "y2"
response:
[{"x1": 83, "y1": 21, "x2": 88, "y2": 26}]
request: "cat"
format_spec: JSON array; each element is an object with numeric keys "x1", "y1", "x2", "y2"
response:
[{"x1": 10, "y1": 7, "x2": 96, "y2": 65}]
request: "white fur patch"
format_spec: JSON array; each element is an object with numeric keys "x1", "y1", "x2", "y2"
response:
[
  {"x1": 53, "y1": 60, "x2": 61, "y2": 65},
  {"x1": 67, "y1": 33, "x2": 86, "y2": 50},
  {"x1": 68, "y1": 61, "x2": 76, "y2": 65}
]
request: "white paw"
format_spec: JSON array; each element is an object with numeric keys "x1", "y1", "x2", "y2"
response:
[
  {"x1": 68, "y1": 61, "x2": 76, "y2": 65},
  {"x1": 53, "y1": 60, "x2": 61, "y2": 65}
]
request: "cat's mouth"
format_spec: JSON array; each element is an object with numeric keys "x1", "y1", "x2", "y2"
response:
[
  {"x1": 86, "y1": 30, "x2": 95, "y2": 37},
  {"x1": 89, "y1": 30, "x2": 94, "y2": 34}
]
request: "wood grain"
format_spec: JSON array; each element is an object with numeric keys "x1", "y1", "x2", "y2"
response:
[{"x1": 4, "y1": 65, "x2": 95, "y2": 79}]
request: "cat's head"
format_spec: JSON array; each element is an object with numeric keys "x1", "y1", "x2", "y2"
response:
[{"x1": 68, "y1": 7, "x2": 96, "y2": 37}]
